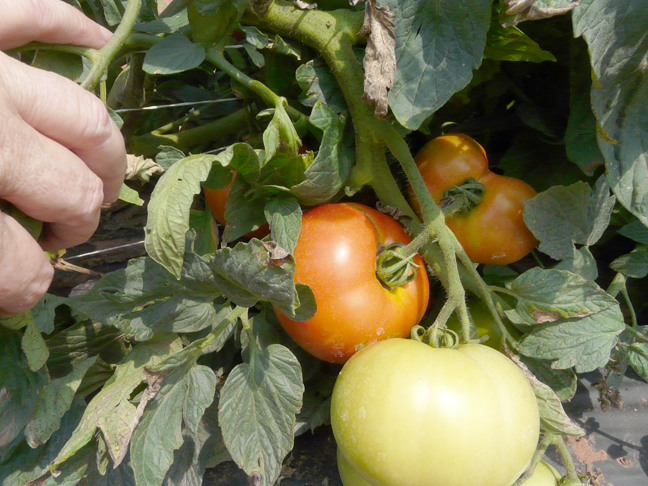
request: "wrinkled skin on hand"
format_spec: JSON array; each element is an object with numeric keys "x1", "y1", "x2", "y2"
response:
[{"x1": 0, "y1": 0, "x2": 127, "y2": 315}]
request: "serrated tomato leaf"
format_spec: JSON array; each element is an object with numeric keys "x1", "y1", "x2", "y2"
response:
[
  {"x1": 131, "y1": 365, "x2": 217, "y2": 486},
  {"x1": 507, "y1": 268, "x2": 618, "y2": 324},
  {"x1": 265, "y1": 195, "x2": 302, "y2": 255},
  {"x1": 383, "y1": 0, "x2": 492, "y2": 130},
  {"x1": 207, "y1": 240, "x2": 316, "y2": 321},
  {"x1": 0, "y1": 327, "x2": 48, "y2": 448},
  {"x1": 291, "y1": 102, "x2": 352, "y2": 206},
  {"x1": 219, "y1": 343, "x2": 304, "y2": 486},
  {"x1": 145, "y1": 154, "x2": 217, "y2": 278},
  {"x1": 573, "y1": 0, "x2": 648, "y2": 227},
  {"x1": 610, "y1": 247, "x2": 648, "y2": 279},
  {"x1": 524, "y1": 178, "x2": 615, "y2": 261},
  {"x1": 46, "y1": 336, "x2": 182, "y2": 473},
  {"x1": 519, "y1": 305, "x2": 625, "y2": 373},
  {"x1": 143, "y1": 34, "x2": 205, "y2": 75},
  {"x1": 627, "y1": 343, "x2": 648, "y2": 383},
  {"x1": 25, "y1": 357, "x2": 97, "y2": 449}
]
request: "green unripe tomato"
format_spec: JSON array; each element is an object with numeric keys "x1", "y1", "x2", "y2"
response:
[
  {"x1": 445, "y1": 298, "x2": 504, "y2": 350},
  {"x1": 331, "y1": 339, "x2": 540, "y2": 486},
  {"x1": 337, "y1": 448, "x2": 374, "y2": 486},
  {"x1": 521, "y1": 461, "x2": 561, "y2": 486}
]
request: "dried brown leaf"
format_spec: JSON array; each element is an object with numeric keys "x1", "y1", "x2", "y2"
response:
[
  {"x1": 126, "y1": 154, "x2": 164, "y2": 183},
  {"x1": 358, "y1": 0, "x2": 395, "y2": 118},
  {"x1": 502, "y1": 0, "x2": 580, "y2": 26}
]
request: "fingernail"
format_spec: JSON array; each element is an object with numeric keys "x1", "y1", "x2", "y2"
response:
[{"x1": 100, "y1": 27, "x2": 113, "y2": 44}]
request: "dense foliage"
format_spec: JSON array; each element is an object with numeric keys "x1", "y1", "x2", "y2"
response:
[{"x1": 2, "y1": 0, "x2": 648, "y2": 485}]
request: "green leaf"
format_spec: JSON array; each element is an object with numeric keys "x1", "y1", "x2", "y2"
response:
[
  {"x1": 573, "y1": 0, "x2": 648, "y2": 226},
  {"x1": 162, "y1": 402, "x2": 230, "y2": 486},
  {"x1": 618, "y1": 220, "x2": 648, "y2": 244},
  {"x1": 484, "y1": 22, "x2": 556, "y2": 63},
  {"x1": 554, "y1": 246, "x2": 598, "y2": 281},
  {"x1": 21, "y1": 315, "x2": 50, "y2": 372},
  {"x1": 48, "y1": 336, "x2": 182, "y2": 472},
  {"x1": 188, "y1": 0, "x2": 246, "y2": 45},
  {"x1": 296, "y1": 59, "x2": 347, "y2": 112},
  {"x1": 384, "y1": 0, "x2": 492, "y2": 130},
  {"x1": 219, "y1": 343, "x2": 304, "y2": 486},
  {"x1": 143, "y1": 34, "x2": 206, "y2": 75},
  {"x1": 519, "y1": 305, "x2": 625, "y2": 373},
  {"x1": 67, "y1": 254, "x2": 230, "y2": 342},
  {"x1": 0, "y1": 327, "x2": 48, "y2": 448},
  {"x1": 519, "y1": 355, "x2": 577, "y2": 401},
  {"x1": 524, "y1": 177, "x2": 616, "y2": 260},
  {"x1": 222, "y1": 177, "x2": 268, "y2": 243},
  {"x1": 119, "y1": 183, "x2": 145, "y2": 206},
  {"x1": 156, "y1": 146, "x2": 187, "y2": 171},
  {"x1": 265, "y1": 195, "x2": 302, "y2": 255},
  {"x1": 25, "y1": 357, "x2": 98, "y2": 448},
  {"x1": 32, "y1": 51, "x2": 83, "y2": 81},
  {"x1": 131, "y1": 365, "x2": 217, "y2": 486},
  {"x1": 208, "y1": 240, "x2": 316, "y2": 321},
  {"x1": 0, "y1": 401, "x2": 86, "y2": 485},
  {"x1": 261, "y1": 100, "x2": 301, "y2": 163},
  {"x1": 610, "y1": 247, "x2": 648, "y2": 279},
  {"x1": 627, "y1": 343, "x2": 648, "y2": 382},
  {"x1": 507, "y1": 268, "x2": 619, "y2": 324},
  {"x1": 290, "y1": 103, "x2": 352, "y2": 206},
  {"x1": 145, "y1": 154, "x2": 217, "y2": 278},
  {"x1": 134, "y1": 9, "x2": 190, "y2": 34},
  {"x1": 565, "y1": 39, "x2": 605, "y2": 176},
  {"x1": 509, "y1": 354, "x2": 584, "y2": 437}
]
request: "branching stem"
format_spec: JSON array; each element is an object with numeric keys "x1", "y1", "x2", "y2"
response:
[{"x1": 81, "y1": 0, "x2": 143, "y2": 91}]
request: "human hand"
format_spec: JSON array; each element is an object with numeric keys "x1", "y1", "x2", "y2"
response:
[{"x1": 0, "y1": 0, "x2": 127, "y2": 315}]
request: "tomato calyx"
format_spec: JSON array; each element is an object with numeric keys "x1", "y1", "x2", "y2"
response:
[
  {"x1": 440, "y1": 177, "x2": 486, "y2": 217},
  {"x1": 375, "y1": 242, "x2": 420, "y2": 289},
  {"x1": 411, "y1": 324, "x2": 461, "y2": 349}
]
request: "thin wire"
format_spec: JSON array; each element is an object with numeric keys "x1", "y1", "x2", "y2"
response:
[
  {"x1": 114, "y1": 98, "x2": 239, "y2": 113},
  {"x1": 64, "y1": 241, "x2": 145, "y2": 261}
]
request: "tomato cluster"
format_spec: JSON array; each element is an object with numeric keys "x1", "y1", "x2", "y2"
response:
[
  {"x1": 408, "y1": 133, "x2": 538, "y2": 264},
  {"x1": 205, "y1": 135, "x2": 546, "y2": 486}
]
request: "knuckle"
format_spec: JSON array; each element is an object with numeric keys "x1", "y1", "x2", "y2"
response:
[{"x1": 78, "y1": 95, "x2": 115, "y2": 147}]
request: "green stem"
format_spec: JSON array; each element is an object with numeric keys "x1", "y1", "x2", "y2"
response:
[
  {"x1": 621, "y1": 283, "x2": 638, "y2": 328},
  {"x1": 624, "y1": 325, "x2": 648, "y2": 344},
  {"x1": 552, "y1": 434, "x2": 580, "y2": 483},
  {"x1": 82, "y1": 0, "x2": 143, "y2": 91},
  {"x1": 131, "y1": 107, "x2": 249, "y2": 156},
  {"x1": 8, "y1": 42, "x2": 98, "y2": 61},
  {"x1": 606, "y1": 272, "x2": 626, "y2": 298}
]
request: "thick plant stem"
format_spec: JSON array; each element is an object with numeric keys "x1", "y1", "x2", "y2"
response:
[
  {"x1": 255, "y1": 0, "x2": 511, "y2": 343},
  {"x1": 132, "y1": 107, "x2": 249, "y2": 156},
  {"x1": 82, "y1": 0, "x2": 142, "y2": 91},
  {"x1": 552, "y1": 434, "x2": 581, "y2": 484}
]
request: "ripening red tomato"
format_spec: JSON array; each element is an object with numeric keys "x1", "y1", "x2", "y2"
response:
[
  {"x1": 408, "y1": 133, "x2": 538, "y2": 264},
  {"x1": 203, "y1": 172, "x2": 269, "y2": 239},
  {"x1": 273, "y1": 203, "x2": 430, "y2": 364}
]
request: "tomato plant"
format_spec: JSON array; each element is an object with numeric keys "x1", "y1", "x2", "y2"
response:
[
  {"x1": 5, "y1": 0, "x2": 648, "y2": 485},
  {"x1": 273, "y1": 203, "x2": 430, "y2": 363},
  {"x1": 331, "y1": 339, "x2": 540, "y2": 486},
  {"x1": 408, "y1": 134, "x2": 538, "y2": 264}
]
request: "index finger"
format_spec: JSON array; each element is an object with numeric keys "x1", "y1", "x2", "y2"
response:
[{"x1": 0, "y1": 0, "x2": 112, "y2": 50}]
